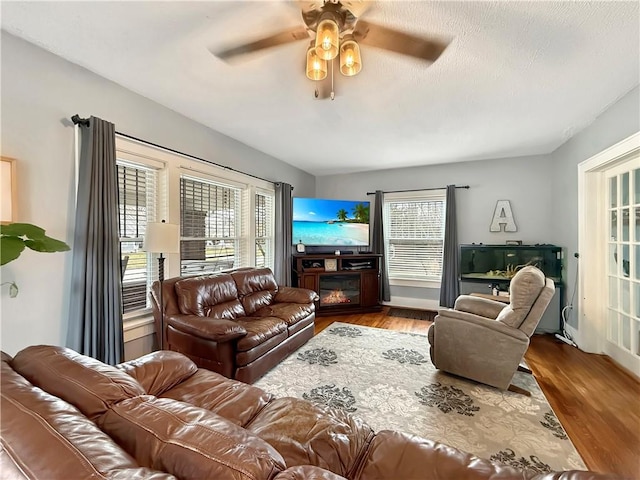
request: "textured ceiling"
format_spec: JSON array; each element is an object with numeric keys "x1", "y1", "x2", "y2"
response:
[{"x1": 2, "y1": 1, "x2": 639, "y2": 176}]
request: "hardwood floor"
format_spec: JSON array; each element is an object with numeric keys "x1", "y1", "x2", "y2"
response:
[{"x1": 315, "y1": 309, "x2": 640, "y2": 479}]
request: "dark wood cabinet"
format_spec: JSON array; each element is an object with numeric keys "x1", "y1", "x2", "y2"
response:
[{"x1": 292, "y1": 254, "x2": 382, "y2": 316}]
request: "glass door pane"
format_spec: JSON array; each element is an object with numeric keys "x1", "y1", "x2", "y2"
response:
[{"x1": 606, "y1": 163, "x2": 640, "y2": 360}]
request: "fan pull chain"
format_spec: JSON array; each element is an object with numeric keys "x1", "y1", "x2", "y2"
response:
[{"x1": 330, "y1": 58, "x2": 335, "y2": 100}]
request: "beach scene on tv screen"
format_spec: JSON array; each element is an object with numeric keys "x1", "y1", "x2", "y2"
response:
[{"x1": 293, "y1": 198, "x2": 370, "y2": 246}]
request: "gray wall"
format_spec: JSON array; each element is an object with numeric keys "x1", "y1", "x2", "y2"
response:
[
  {"x1": 0, "y1": 32, "x2": 315, "y2": 356},
  {"x1": 316, "y1": 154, "x2": 555, "y2": 304},
  {"x1": 316, "y1": 86, "x2": 639, "y2": 319},
  {"x1": 550, "y1": 86, "x2": 640, "y2": 328}
]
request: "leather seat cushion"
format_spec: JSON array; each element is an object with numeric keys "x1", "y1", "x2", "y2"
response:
[
  {"x1": 160, "y1": 369, "x2": 273, "y2": 427},
  {"x1": 254, "y1": 303, "x2": 315, "y2": 326},
  {"x1": 236, "y1": 329, "x2": 289, "y2": 367},
  {"x1": 353, "y1": 430, "x2": 522, "y2": 479},
  {"x1": 235, "y1": 317, "x2": 288, "y2": 352},
  {"x1": 99, "y1": 396, "x2": 286, "y2": 480},
  {"x1": 175, "y1": 274, "x2": 246, "y2": 319},
  {"x1": 287, "y1": 315, "x2": 314, "y2": 336},
  {"x1": 248, "y1": 397, "x2": 374, "y2": 478}
]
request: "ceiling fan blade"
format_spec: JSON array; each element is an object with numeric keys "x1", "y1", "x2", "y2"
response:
[
  {"x1": 341, "y1": 1, "x2": 372, "y2": 19},
  {"x1": 297, "y1": 1, "x2": 323, "y2": 15},
  {"x1": 353, "y1": 20, "x2": 449, "y2": 63},
  {"x1": 212, "y1": 26, "x2": 310, "y2": 62}
]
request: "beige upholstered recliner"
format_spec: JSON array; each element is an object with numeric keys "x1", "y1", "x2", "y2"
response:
[{"x1": 428, "y1": 266, "x2": 555, "y2": 393}]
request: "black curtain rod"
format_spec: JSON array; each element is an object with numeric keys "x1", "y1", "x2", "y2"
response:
[
  {"x1": 71, "y1": 114, "x2": 280, "y2": 186},
  {"x1": 366, "y1": 185, "x2": 470, "y2": 195}
]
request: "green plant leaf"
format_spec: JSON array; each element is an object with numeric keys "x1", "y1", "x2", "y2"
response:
[
  {"x1": 0, "y1": 237, "x2": 26, "y2": 265},
  {"x1": 0, "y1": 223, "x2": 46, "y2": 239},
  {"x1": 25, "y1": 236, "x2": 71, "y2": 253}
]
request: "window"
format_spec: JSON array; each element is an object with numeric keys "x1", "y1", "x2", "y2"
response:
[
  {"x1": 255, "y1": 191, "x2": 274, "y2": 268},
  {"x1": 383, "y1": 191, "x2": 446, "y2": 284},
  {"x1": 117, "y1": 162, "x2": 157, "y2": 314},
  {"x1": 180, "y1": 176, "x2": 243, "y2": 276},
  {"x1": 115, "y1": 135, "x2": 276, "y2": 324}
]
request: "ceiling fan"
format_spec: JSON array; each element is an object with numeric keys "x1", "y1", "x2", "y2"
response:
[{"x1": 212, "y1": 0, "x2": 450, "y2": 99}]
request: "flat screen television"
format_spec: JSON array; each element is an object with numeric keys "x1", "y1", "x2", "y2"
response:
[{"x1": 292, "y1": 197, "x2": 370, "y2": 247}]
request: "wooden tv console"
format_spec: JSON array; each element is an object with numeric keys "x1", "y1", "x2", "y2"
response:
[{"x1": 292, "y1": 253, "x2": 382, "y2": 316}]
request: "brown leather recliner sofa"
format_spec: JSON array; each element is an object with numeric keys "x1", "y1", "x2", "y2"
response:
[
  {"x1": 151, "y1": 267, "x2": 318, "y2": 384},
  {"x1": 1, "y1": 345, "x2": 618, "y2": 480}
]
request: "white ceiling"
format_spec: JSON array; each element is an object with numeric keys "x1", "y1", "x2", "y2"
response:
[{"x1": 2, "y1": 1, "x2": 639, "y2": 176}]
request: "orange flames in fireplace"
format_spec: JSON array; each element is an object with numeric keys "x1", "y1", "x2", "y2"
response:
[{"x1": 321, "y1": 289, "x2": 351, "y2": 304}]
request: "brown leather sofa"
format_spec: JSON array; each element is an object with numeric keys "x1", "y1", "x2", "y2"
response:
[
  {"x1": 151, "y1": 267, "x2": 318, "y2": 383},
  {"x1": 1, "y1": 345, "x2": 620, "y2": 480}
]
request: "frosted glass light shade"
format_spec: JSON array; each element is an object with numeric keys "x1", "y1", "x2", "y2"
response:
[
  {"x1": 143, "y1": 221, "x2": 180, "y2": 254},
  {"x1": 315, "y1": 18, "x2": 339, "y2": 60},
  {"x1": 306, "y1": 45, "x2": 327, "y2": 80},
  {"x1": 340, "y1": 38, "x2": 362, "y2": 76}
]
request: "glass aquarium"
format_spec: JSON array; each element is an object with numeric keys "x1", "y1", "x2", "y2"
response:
[{"x1": 459, "y1": 244, "x2": 562, "y2": 283}]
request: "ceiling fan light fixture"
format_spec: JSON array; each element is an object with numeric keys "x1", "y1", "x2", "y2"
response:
[
  {"x1": 306, "y1": 44, "x2": 327, "y2": 81},
  {"x1": 339, "y1": 37, "x2": 362, "y2": 76},
  {"x1": 315, "y1": 17, "x2": 340, "y2": 60}
]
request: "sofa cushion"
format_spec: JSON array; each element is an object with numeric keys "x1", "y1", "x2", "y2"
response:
[
  {"x1": 11, "y1": 345, "x2": 145, "y2": 421},
  {"x1": 353, "y1": 430, "x2": 523, "y2": 480},
  {"x1": 254, "y1": 303, "x2": 315, "y2": 327},
  {"x1": 235, "y1": 317, "x2": 288, "y2": 352},
  {"x1": 99, "y1": 396, "x2": 286, "y2": 480},
  {"x1": 1, "y1": 358, "x2": 173, "y2": 480},
  {"x1": 160, "y1": 369, "x2": 274, "y2": 428},
  {"x1": 496, "y1": 266, "x2": 545, "y2": 328},
  {"x1": 248, "y1": 397, "x2": 375, "y2": 479},
  {"x1": 236, "y1": 328, "x2": 290, "y2": 367},
  {"x1": 232, "y1": 268, "x2": 278, "y2": 315},
  {"x1": 175, "y1": 274, "x2": 246, "y2": 319},
  {"x1": 117, "y1": 351, "x2": 198, "y2": 397}
]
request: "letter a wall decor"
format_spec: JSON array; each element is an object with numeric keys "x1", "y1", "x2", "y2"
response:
[{"x1": 490, "y1": 200, "x2": 517, "y2": 232}]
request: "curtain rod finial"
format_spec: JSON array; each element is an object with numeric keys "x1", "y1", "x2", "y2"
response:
[{"x1": 71, "y1": 114, "x2": 90, "y2": 127}]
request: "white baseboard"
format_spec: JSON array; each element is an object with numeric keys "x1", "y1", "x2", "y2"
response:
[{"x1": 383, "y1": 296, "x2": 440, "y2": 311}]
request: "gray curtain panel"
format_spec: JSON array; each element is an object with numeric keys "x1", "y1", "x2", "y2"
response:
[
  {"x1": 439, "y1": 184, "x2": 459, "y2": 308},
  {"x1": 274, "y1": 182, "x2": 293, "y2": 286},
  {"x1": 66, "y1": 116, "x2": 124, "y2": 365},
  {"x1": 372, "y1": 190, "x2": 391, "y2": 302}
]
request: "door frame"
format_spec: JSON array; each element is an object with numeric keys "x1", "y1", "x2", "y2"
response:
[{"x1": 578, "y1": 131, "x2": 639, "y2": 375}]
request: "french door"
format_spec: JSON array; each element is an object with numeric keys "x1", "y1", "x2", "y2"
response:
[
  {"x1": 605, "y1": 160, "x2": 640, "y2": 368},
  {"x1": 579, "y1": 133, "x2": 640, "y2": 376}
]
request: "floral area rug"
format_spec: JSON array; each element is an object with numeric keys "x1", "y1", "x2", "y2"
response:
[{"x1": 255, "y1": 322, "x2": 585, "y2": 474}]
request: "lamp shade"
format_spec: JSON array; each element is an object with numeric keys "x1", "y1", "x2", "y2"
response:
[
  {"x1": 340, "y1": 38, "x2": 362, "y2": 76},
  {"x1": 315, "y1": 18, "x2": 339, "y2": 60},
  {"x1": 143, "y1": 221, "x2": 180, "y2": 254},
  {"x1": 306, "y1": 44, "x2": 328, "y2": 80}
]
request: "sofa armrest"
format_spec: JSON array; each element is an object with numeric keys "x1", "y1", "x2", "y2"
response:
[
  {"x1": 117, "y1": 351, "x2": 198, "y2": 396},
  {"x1": 166, "y1": 314, "x2": 247, "y2": 343},
  {"x1": 452, "y1": 295, "x2": 505, "y2": 319},
  {"x1": 436, "y1": 309, "x2": 529, "y2": 342},
  {"x1": 274, "y1": 286, "x2": 319, "y2": 304}
]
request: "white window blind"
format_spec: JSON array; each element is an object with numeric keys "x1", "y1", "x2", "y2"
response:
[
  {"x1": 180, "y1": 176, "x2": 244, "y2": 276},
  {"x1": 118, "y1": 162, "x2": 157, "y2": 314},
  {"x1": 383, "y1": 192, "x2": 446, "y2": 283},
  {"x1": 255, "y1": 191, "x2": 274, "y2": 269}
]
